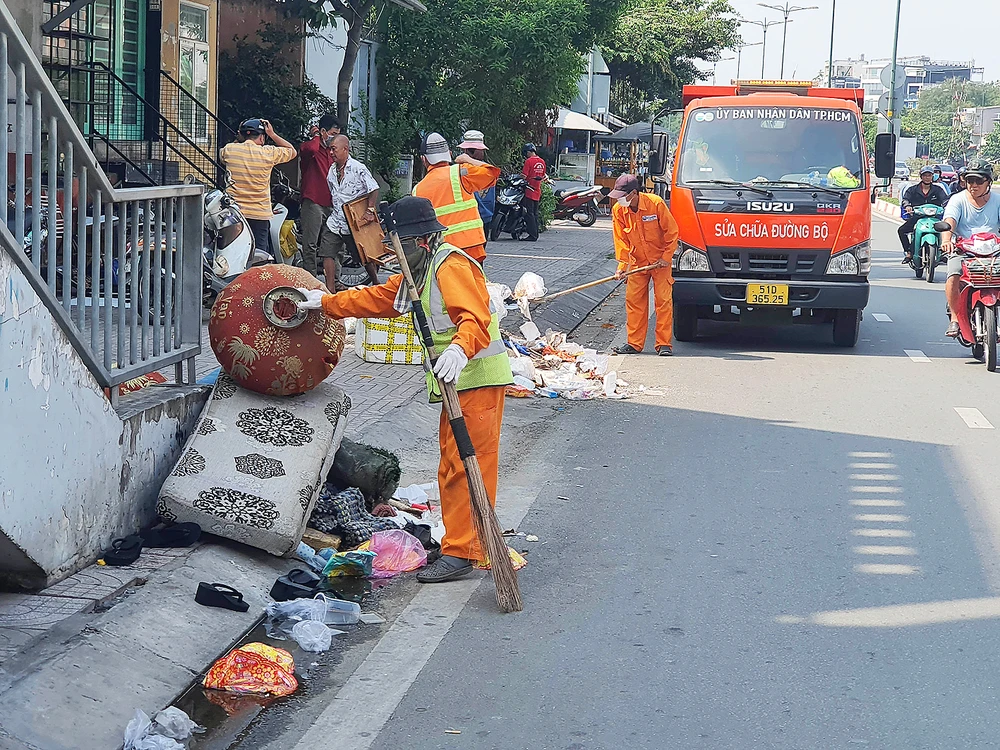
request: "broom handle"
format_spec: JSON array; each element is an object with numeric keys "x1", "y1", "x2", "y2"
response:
[{"x1": 534, "y1": 263, "x2": 659, "y2": 303}]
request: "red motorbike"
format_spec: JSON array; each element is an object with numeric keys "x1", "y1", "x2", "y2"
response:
[
  {"x1": 951, "y1": 232, "x2": 1000, "y2": 370},
  {"x1": 551, "y1": 185, "x2": 602, "y2": 227}
]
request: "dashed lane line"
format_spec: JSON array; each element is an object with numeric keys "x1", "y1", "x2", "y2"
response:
[
  {"x1": 872, "y1": 313, "x2": 893, "y2": 322},
  {"x1": 904, "y1": 349, "x2": 931, "y2": 362},
  {"x1": 955, "y1": 407, "x2": 995, "y2": 429}
]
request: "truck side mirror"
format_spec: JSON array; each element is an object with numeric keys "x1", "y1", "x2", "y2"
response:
[
  {"x1": 649, "y1": 133, "x2": 670, "y2": 178},
  {"x1": 873, "y1": 132, "x2": 896, "y2": 179}
]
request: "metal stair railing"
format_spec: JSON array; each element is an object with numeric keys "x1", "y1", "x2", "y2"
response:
[
  {"x1": 160, "y1": 68, "x2": 238, "y2": 185},
  {"x1": 0, "y1": 2, "x2": 204, "y2": 403}
]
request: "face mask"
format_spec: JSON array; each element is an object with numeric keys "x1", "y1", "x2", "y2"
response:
[{"x1": 617, "y1": 196, "x2": 630, "y2": 207}]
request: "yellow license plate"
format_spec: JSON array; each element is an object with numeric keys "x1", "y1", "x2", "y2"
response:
[{"x1": 746, "y1": 283, "x2": 789, "y2": 305}]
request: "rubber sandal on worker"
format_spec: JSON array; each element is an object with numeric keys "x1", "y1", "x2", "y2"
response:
[
  {"x1": 141, "y1": 522, "x2": 201, "y2": 548},
  {"x1": 416, "y1": 555, "x2": 473, "y2": 583},
  {"x1": 946, "y1": 321, "x2": 960, "y2": 338},
  {"x1": 269, "y1": 568, "x2": 323, "y2": 601},
  {"x1": 614, "y1": 344, "x2": 641, "y2": 355},
  {"x1": 101, "y1": 535, "x2": 143, "y2": 567},
  {"x1": 656, "y1": 345, "x2": 673, "y2": 356},
  {"x1": 195, "y1": 582, "x2": 250, "y2": 612}
]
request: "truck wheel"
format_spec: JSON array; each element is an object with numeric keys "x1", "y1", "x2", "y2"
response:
[
  {"x1": 924, "y1": 245, "x2": 936, "y2": 283},
  {"x1": 833, "y1": 308, "x2": 861, "y2": 347},
  {"x1": 674, "y1": 304, "x2": 698, "y2": 342}
]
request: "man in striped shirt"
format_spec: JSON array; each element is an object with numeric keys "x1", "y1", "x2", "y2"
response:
[{"x1": 220, "y1": 118, "x2": 297, "y2": 257}]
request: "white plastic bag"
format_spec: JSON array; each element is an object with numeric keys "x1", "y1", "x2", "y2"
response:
[
  {"x1": 508, "y1": 356, "x2": 538, "y2": 381},
  {"x1": 486, "y1": 283, "x2": 512, "y2": 322},
  {"x1": 265, "y1": 597, "x2": 327, "y2": 639},
  {"x1": 123, "y1": 710, "x2": 152, "y2": 750},
  {"x1": 514, "y1": 272, "x2": 546, "y2": 300},
  {"x1": 291, "y1": 619, "x2": 335, "y2": 652},
  {"x1": 153, "y1": 707, "x2": 203, "y2": 741}
]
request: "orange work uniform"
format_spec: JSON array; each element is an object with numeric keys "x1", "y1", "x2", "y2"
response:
[
  {"x1": 321, "y1": 254, "x2": 503, "y2": 561},
  {"x1": 414, "y1": 162, "x2": 501, "y2": 262},
  {"x1": 612, "y1": 192, "x2": 680, "y2": 351}
]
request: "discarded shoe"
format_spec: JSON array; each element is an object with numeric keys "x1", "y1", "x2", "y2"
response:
[
  {"x1": 141, "y1": 522, "x2": 201, "y2": 548},
  {"x1": 101, "y1": 535, "x2": 143, "y2": 566},
  {"x1": 269, "y1": 568, "x2": 323, "y2": 601},
  {"x1": 656, "y1": 345, "x2": 673, "y2": 356},
  {"x1": 196, "y1": 582, "x2": 250, "y2": 612},
  {"x1": 416, "y1": 555, "x2": 473, "y2": 583},
  {"x1": 614, "y1": 343, "x2": 640, "y2": 355}
]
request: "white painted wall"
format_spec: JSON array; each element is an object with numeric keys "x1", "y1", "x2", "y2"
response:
[{"x1": 0, "y1": 251, "x2": 207, "y2": 588}]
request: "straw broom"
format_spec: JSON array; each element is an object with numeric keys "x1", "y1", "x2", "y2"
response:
[{"x1": 379, "y1": 202, "x2": 523, "y2": 613}]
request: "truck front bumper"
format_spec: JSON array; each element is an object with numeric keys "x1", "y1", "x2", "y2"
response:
[{"x1": 673, "y1": 277, "x2": 870, "y2": 310}]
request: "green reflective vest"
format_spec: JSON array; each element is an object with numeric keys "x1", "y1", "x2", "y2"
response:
[{"x1": 416, "y1": 244, "x2": 513, "y2": 403}]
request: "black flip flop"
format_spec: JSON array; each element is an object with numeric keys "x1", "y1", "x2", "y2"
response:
[
  {"x1": 141, "y1": 522, "x2": 202, "y2": 548},
  {"x1": 196, "y1": 582, "x2": 250, "y2": 612},
  {"x1": 269, "y1": 568, "x2": 323, "y2": 602},
  {"x1": 101, "y1": 535, "x2": 143, "y2": 566}
]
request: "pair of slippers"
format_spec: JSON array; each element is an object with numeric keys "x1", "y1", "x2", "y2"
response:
[
  {"x1": 100, "y1": 523, "x2": 202, "y2": 567},
  {"x1": 196, "y1": 582, "x2": 250, "y2": 612}
]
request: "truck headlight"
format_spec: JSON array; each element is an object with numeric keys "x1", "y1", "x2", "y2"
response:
[
  {"x1": 826, "y1": 241, "x2": 869, "y2": 275},
  {"x1": 676, "y1": 244, "x2": 711, "y2": 272}
]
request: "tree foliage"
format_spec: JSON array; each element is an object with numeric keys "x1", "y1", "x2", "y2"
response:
[
  {"x1": 218, "y1": 25, "x2": 336, "y2": 142},
  {"x1": 368, "y1": 0, "x2": 617, "y2": 187},
  {"x1": 600, "y1": 0, "x2": 740, "y2": 121},
  {"x1": 901, "y1": 80, "x2": 1000, "y2": 162},
  {"x1": 982, "y1": 123, "x2": 1000, "y2": 163}
]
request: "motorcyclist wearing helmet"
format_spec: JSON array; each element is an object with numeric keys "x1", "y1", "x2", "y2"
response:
[
  {"x1": 899, "y1": 165, "x2": 949, "y2": 263},
  {"x1": 954, "y1": 166, "x2": 968, "y2": 194},
  {"x1": 521, "y1": 143, "x2": 547, "y2": 241},
  {"x1": 943, "y1": 159, "x2": 1000, "y2": 336},
  {"x1": 220, "y1": 118, "x2": 296, "y2": 257}
]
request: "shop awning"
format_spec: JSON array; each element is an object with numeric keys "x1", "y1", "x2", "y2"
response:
[
  {"x1": 595, "y1": 122, "x2": 668, "y2": 143},
  {"x1": 554, "y1": 108, "x2": 612, "y2": 134}
]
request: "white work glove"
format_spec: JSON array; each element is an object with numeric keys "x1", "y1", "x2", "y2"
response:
[
  {"x1": 295, "y1": 288, "x2": 326, "y2": 310},
  {"x1": 433, "y1": 343, "x2": 468, "y2": 384}
]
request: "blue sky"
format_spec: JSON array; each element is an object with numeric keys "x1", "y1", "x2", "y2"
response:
[{"x1": 707, "y1": 0, "x2": 999, "y2": 85}]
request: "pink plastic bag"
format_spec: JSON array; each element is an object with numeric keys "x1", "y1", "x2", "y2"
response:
[{"x1": 369, "y1": 529, "x2": 427, "y2": 578}]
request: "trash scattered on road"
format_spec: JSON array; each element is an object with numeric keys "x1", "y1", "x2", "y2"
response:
[
  {"x1": 322, "y1": 549, "x2": 377, "y2": 577},
  {"x1": 473, "y1": 547, "x2": 528, "y2": 572},
  {"x1": 124, "y1": 709, "x2": 187, "y2": 750},
  {"x1": 360, "y1": 612, "x2": 387, "y2": 625},
  {"x1": 525, "y1": 534, "x2": 539, "y2": 542},
  {"x1": 445, "y1": 729, "x2": 463, "y2": 735},
  {"x1": 327, "y1": 439, "x2": 401, "y2": 507},
  {"x1": 152, "y1": 707, "x2": 204, "y2": 742},
  {"x1": 291, "y1": 619, "x2": 336, "y2": 652},
  {"x1": 315, "y1": 593, "x2": 362, "y2": 625},
  {"x1": 368, "y1": 529, "x2": 428, "y2": 577},
  {"x1": 203, "y1": 643, "x2": 298, "y2": 697}
]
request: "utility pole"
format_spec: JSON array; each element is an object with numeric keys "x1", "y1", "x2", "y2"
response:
[
  {"x1": 742, "y1": 18, "x2": 783, "y2": 78},
  {"x1": 736, "y1": 41, "x2": 763, "y2": 80},
  {"x1": 827, "y1": 0, "x2": 836, "y2": 87},
  {"x1": 887, "y1": 0, "x2": 902, "y2": 135},
  {"x1": 758, "y1": 3, "x2": 819, "y2": 78}
]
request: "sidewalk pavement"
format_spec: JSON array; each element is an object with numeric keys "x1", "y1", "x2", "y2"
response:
[{"x1": 0, "y1": 217, "x2": 616, "y2": 750}]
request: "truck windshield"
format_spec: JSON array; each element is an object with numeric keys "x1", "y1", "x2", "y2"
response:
[{"x1": 677, "y1": 106, "x2": 864, "y2": 190}]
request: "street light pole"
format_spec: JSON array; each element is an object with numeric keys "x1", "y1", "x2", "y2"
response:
[
  {"x1": 758, "y1": 3, "x2": 819, "y2": 78},
  {"x1": 741, "y1": 18, "x2": 782, "y2": 78},
  {"x1": 887, "y1": 0, "x2": 903, "y2": 134},
  {"x1": 827, "y1": 0, "x2": 836, "y2": 87},
  {"x1": 736, "y1": 41, "x2": 763, "y2": 80}
]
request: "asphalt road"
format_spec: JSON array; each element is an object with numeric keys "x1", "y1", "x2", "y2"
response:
[{"x1": 247, "y1": 215, "x2": 1000, "y2": 749}]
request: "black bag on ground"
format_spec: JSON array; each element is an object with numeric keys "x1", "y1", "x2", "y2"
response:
[{"x1": 327, "y1": 439, "x2": 401, "y2": 509}]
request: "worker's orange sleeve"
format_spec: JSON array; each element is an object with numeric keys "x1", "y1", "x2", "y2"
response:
[
  {"x1": 434, "y1": 253, "x2": 493, "y2": 359},
  {"x1": 611, "y1": 203, "x2": 631, "y2": 271},
  {"x1": 460, "y1": 163, "x2": 501, "y2": 194},
  {"x1": 321, "y1": 275, "x2": 404, "y2": 319},
  {"x1": 657, "y1": 200, "x2": 680, "y2": 263}
]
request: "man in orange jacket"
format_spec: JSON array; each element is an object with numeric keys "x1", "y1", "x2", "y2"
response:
[
  {"x1": 414, "y1": 132, "x2": 500, "y2": 262},
  {"x1": 610, "y1": 174, "x2": 680, "y2": 356},
  {"x1": 296, "y1": 196, "x2": 513, "y2": 583}
]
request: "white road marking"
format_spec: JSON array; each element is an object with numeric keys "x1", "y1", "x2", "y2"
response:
[
  {"x1": 852, "y1": 529, "x2": 914, "y2": 538},
  {"x1": 850, "y1": 474, "x2": 900, "y2": 481},
  {"x1": 854, "y1": 513, "x2": 910, "y2": 523},
  {"x1": 854, "y1": 545, "x2": 918, "y2": 556},
  {"x1": 487, "y1": 253, "x2": 577, "y2": 261},
  {"x1": 851, "y1": 485, "x2": 902, "y2": 493},
  {"x1": 850, "y1": 499, "x2": 905, "y2": 507},
  {"x1": 955, "y1": 407, "x2": 995, "y2": 429},
  {"x1": 850, "y1": 462, "x2": 896, "y2": 469},
  {"x1": 904, "y1": 349, "x2": 931, "y2": 362},
  {"x1": 849, "y1": 452, "x2": 893, "y2": 458},
  {"x1": 854, "y1": 563, "x2": 921, "y2": 575},
  {"x1": 872, "y1": 313, "x2": 893, "y2": 322}
]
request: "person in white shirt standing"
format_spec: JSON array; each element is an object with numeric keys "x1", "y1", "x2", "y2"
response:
[{"x1": 321, "y1": 135, "x2": 380, "y2": 289}]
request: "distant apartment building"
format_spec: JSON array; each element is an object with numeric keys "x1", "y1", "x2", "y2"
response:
[
  {"x1": 957, "y1": 106, "x2": 1000, "y2": 149},
  {"x1": 816, "y1": 55, "x2": 984, "y2": 113}
]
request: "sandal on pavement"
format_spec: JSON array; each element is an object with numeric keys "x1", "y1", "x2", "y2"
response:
[
  {"x1": 656, "y1": 345, "x2": 673, "y2": 356},
  {"x1": 416, "y1": 555, "x2": 473, "y2": 583},
  {"x1": 196, "y1": 582, "x2": 250, "y2": 612},
  {"x1": 946, "y1": 321, "x2": 960, "y2": 337},
  {"x1": 614, "y1": 344, "x2": 641, "y2": 355},
  {"x1": 101, "y1": 535, "x2": 143, "y2": 567},
  {"x1": 269, "y1": 568, "x2": 323, "y2": 601},
  {"x1": 141, "y1": 522, "x2": 201, "y2": 548}
]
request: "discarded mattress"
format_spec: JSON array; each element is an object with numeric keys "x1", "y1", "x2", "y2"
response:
[{"x1": 157, "y1": 374, "x2": 351, "y2": 556}]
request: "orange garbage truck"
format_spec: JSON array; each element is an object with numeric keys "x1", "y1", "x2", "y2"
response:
[{"x1": 669, "y1": 80, "x2": 871, "y2": 347}]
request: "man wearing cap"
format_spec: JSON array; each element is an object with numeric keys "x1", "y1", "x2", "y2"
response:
[
  {"x1": 414, "y1": 132, "x2": 500, "y2": 263},
  {"x1": 610, "y1": 174, "x2": 679, "y2": 356},
  {"x1": 459, "y1": 130, "x2": 496, "y2": 243},
  {"x1": 521, "y1": 143, "x2": 547, "y2": 241},
  {"x1": 295, "y1": 196, "x2": 513, "y2": 583},
  {"x1": 899, "y1": 166, "x2": 949, "y2": 263}
]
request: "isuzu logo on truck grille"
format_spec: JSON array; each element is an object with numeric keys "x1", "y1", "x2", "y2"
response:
[{"x1": 747, "y1": 201, "x2": 794, "y2": 212}]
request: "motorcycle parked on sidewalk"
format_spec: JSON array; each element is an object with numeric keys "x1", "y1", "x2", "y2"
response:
[
  {"x1": 490, "y1": 173, "x2": 528, "y2": 241},
  {"x1": 270, "y1": 171, "x2": 301, "y2": 265},
  {"x1": 949, "y1": 232, "x2": 1000, "y2": 371},
  {"x1": 551, "y1": 184, "x2": 602, "y2": 227},
  {"x1": 906, "y1": 203, "x2": 946, "y2": 282}
]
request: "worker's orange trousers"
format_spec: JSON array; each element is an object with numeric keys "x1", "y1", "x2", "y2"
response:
[
  {"x1": 625, "y1": 266, "x2": 673, "y2": 350},
  {"x1": 438, "y1": 386, "x2": 505, "y2": 561}
]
